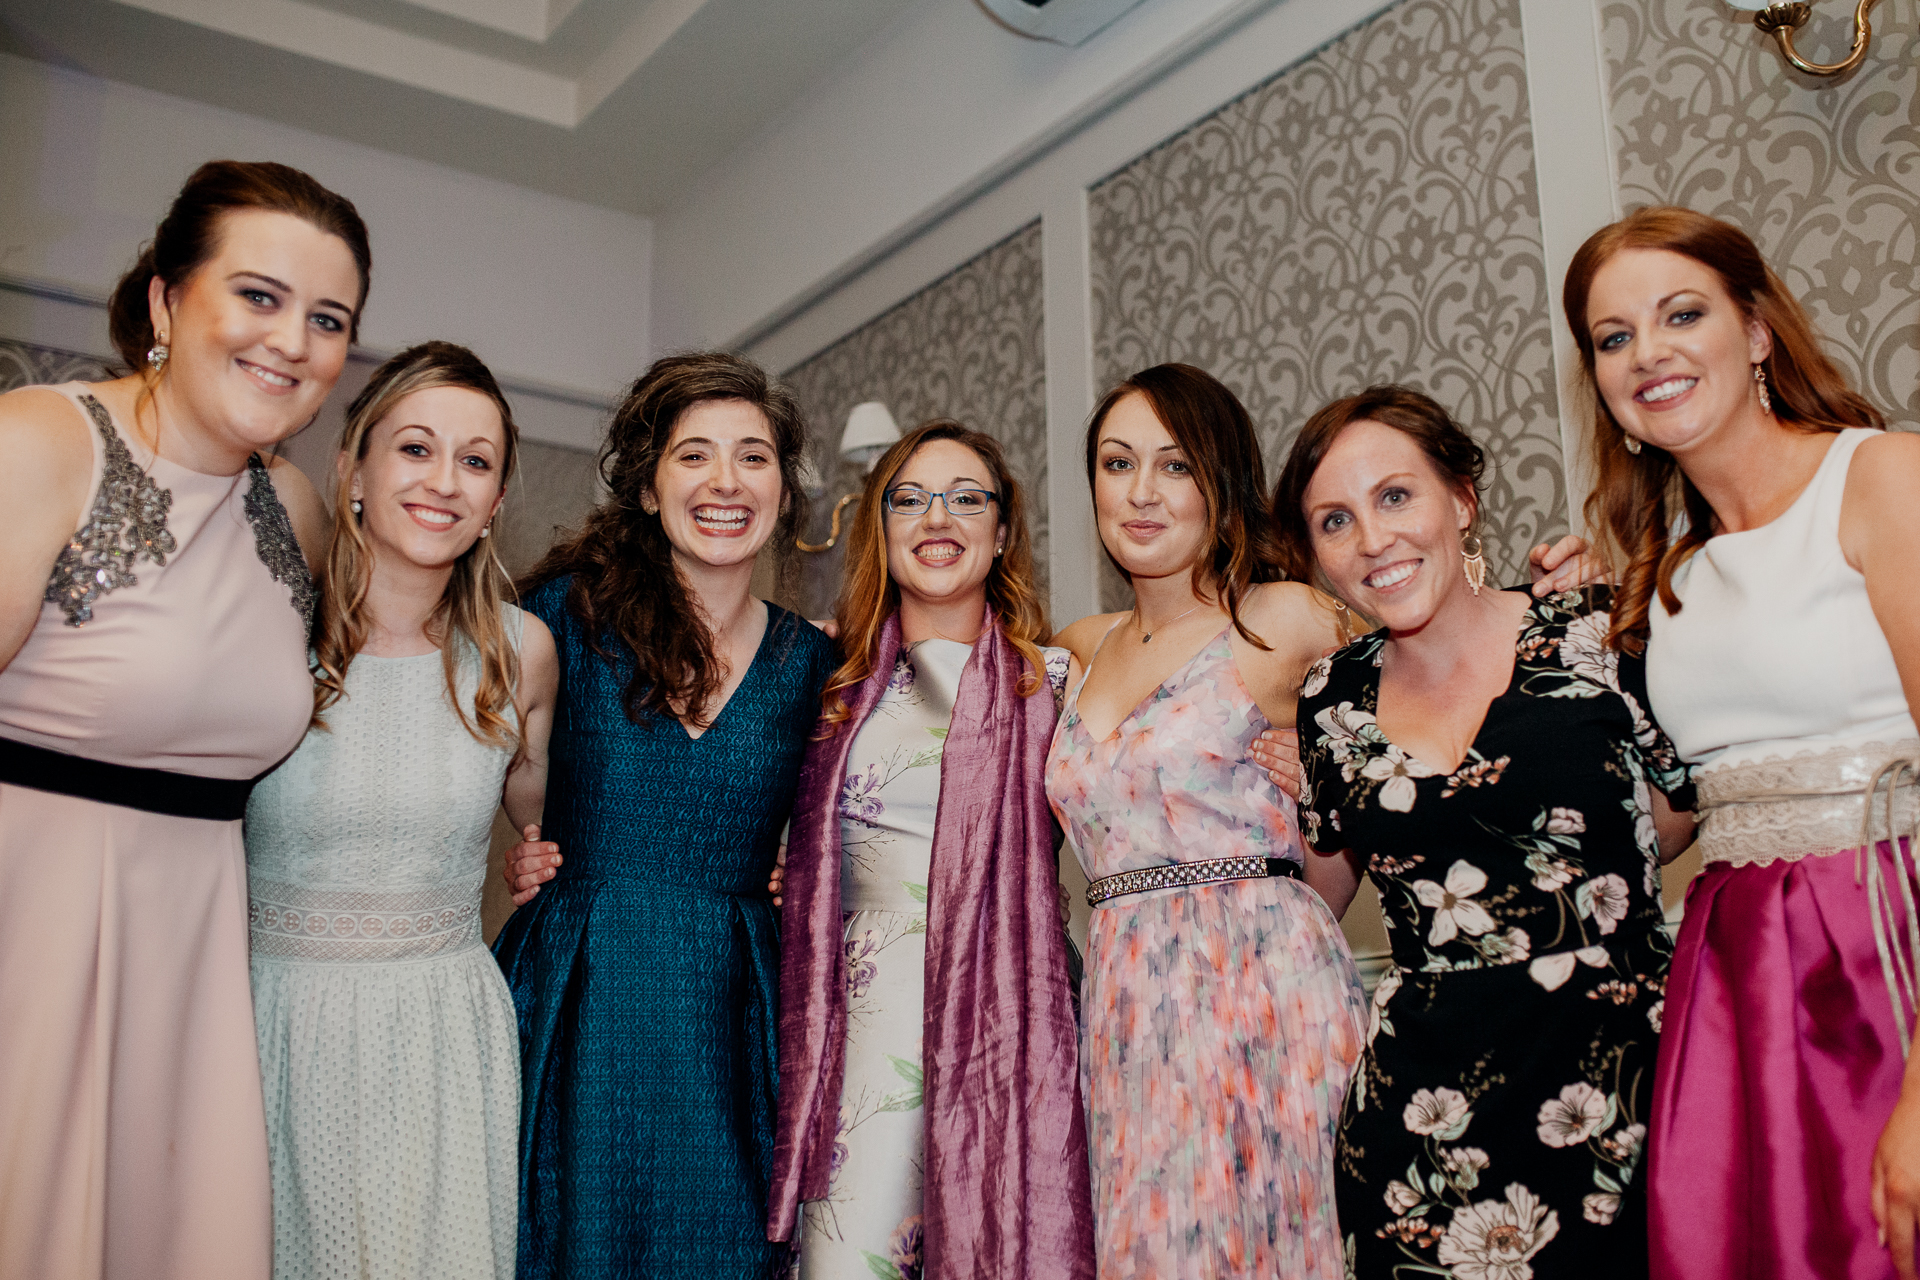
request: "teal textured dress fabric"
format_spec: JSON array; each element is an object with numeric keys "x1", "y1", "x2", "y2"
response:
[{"x1": 494, "y1": 578, "x2": 835, "y2": 1279}]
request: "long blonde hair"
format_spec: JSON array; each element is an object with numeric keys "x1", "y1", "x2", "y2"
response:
[
  {"x1": 312, "y1": 341, "x2": 522, "y2": 746},
  {"x1": 819, "y1": 420, "x2": 1050, "y2": 732}
]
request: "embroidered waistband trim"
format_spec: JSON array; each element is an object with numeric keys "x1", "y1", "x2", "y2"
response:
[
  {"x1": 249, "y1": 877, "x2": 480, "y2": 962},
  {"x1": 1694, "y1": 738, "x2": 1920, "y2": 869},
  {"x1": 1087, "y1": 855, "x2": 1299, "y2": 908}
]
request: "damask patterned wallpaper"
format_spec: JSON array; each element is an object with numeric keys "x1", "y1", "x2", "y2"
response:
[
  {"x1": 1602, "y1": 0, "x2": 1918, "y2": 431},
  {"x1": 1089, "y1": 0, "x2": 1563, "y2": 610},
  {"x1": 0, "y1": 338, "x2": 117, "y2": 391},
  {"x1": 781, "y1": 222, "x2": 1049, "y2": 621}
]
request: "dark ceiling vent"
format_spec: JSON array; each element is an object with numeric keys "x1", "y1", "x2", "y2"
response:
[{"x1": 976, "y1": 0, "x2": 1150, "y2": 45}]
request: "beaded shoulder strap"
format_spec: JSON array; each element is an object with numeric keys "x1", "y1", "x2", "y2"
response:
[
  {"x1": 44, "y1": 394, "x2": 176, "y2": 627},
  {"x1": 241, "y1": 454, "x2": 315, "y2": 626}
]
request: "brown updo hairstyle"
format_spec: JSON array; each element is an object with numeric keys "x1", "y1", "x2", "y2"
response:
[
  {"x1": 818, "y1": 420, "x2": 1050, "y2": 732},
  {"x1": 313, "y1": 342, "x2": 520, "y2": 745},
  {"x1": 107, "y1": 160, "x2": 372, "y2": 372},
  {"x1": 1084, "y1": 363, "x2": 1283, "y2": 648},
  {"x1": 1270, "y1": 384, "x2": 1487, "y2": 590},
  {"x1": 524, "y1": 352, "x2": 808, "y2": 729},
  {"x1": 1563, "y1": 206, "x2": 1883, "y2": 653}
]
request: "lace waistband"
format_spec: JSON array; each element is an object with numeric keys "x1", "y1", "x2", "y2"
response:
[
  {"x1": 249, "y1": 877, "x2": 482, "y2": 962},
  {"x1": 1694, "y1": 739, "x2": 1920, "y2": 869},
  {"x1": 1697, "y1": 740, "x2": 1920, "y2": 1057}
]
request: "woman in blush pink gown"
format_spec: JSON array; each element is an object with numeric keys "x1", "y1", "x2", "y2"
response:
[
  {"x1": 0, "y1": 162, "x2": 368, "y2": 1280},
  {"x1": 1045, "y1": 364, "x2": 1367, "y2": 1279}
]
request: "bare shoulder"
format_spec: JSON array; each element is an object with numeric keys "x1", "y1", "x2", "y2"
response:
[
  {"x1": 1050, "y1": 610, "x2": 1127, "y2": 664},
  {"x1": 0, "y1": 387, "x2": 95, "y2": 520},
  {"x1": 0, "y1": 385, "x2": 93, "y2": 468},
  {"x1": 261, "y1": 456, "x2": 330, "y2": 569},
  {"x1": 1848, "y1": 428, "x2": 1920, "y2": 492},
  {"x1": 1239, "y1": 580, "x2": 1346, "y2": 652},
  {"x1": 516, "y1": 608, "x2": 559, "y2": 697}
]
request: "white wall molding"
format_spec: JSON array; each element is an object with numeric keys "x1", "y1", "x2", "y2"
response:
[
  {"x1": 744, "y1": 0, "x2": 1397, "y2": 373},
  {"x1": 1041, "y1": 186, "x2": 1100, "y2": 632},
  {"x1": 1517, "y1": 0, "x2": 1624, "y2": 535},
  {"x1": 737, "y1": 0, "x2": 1394, "y2": 634}
]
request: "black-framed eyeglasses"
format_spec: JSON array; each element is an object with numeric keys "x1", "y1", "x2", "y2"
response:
[{"x1": 882, "y1": 487, "x2": 1000, "y2": 518}]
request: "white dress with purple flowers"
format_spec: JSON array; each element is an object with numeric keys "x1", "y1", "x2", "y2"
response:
[{"x1": 798, "y1": 637, "x2": 1067, "y2": 1280}]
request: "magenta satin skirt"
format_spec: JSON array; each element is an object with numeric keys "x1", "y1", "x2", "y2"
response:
[{"x1": 1649, "y1": 839, "x2": 1915, "y2": 1280}]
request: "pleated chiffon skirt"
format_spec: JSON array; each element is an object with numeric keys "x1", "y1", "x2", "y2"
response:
[
  {"x1": 1650, "y1": 839, "x2": 1916, "y2": 1280},
  {"x1": 1080, "y1": 876, "x2": 1366, "y2": 1279}
]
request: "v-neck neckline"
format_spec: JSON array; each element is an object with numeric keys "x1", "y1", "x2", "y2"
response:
[
  {"x1": 1367, "y1": 592, "x2": 1534, "y2": 778},
  {"x1": 1070, "y1": 623, "x2": 1233, "y2": 745},
  {"x1": 673, "y1": 605, "x2": 778, "y2": 743}
]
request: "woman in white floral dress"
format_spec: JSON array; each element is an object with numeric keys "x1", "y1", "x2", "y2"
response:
[
  {"x1": 1272, "y1": 386, "x2": 1697, "y2": 1279},
  {"x1": 769, "y1": 421, "x2": 1092, "y2": 1280}
]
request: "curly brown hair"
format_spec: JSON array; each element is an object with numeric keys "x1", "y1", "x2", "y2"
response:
[{"x1": 523, "y1": 352, "x2": 808, "y2": 727}]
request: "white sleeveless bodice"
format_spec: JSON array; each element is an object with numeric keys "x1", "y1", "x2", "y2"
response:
[
  {"x1": 245, "y1": 615, "x2": 520, "y2": 961},
  {"x1": 1648, "y1": 428, "x2": 1915, "y2": 773}
]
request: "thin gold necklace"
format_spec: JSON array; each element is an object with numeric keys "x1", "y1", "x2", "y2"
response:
[{"x1": 1134, "y1": 602, "x2": 1203, "y2": 644}]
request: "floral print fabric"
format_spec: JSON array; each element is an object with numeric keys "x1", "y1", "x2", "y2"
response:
[
  {"x1": 798, "y1": 639, "x2": 1068, "y2": 1280},
  {"x1": 1046, "y1": 627, "x2": 1366, "y2": 1279},
  {"x1": 1297, "y1": 589, "x2": 1695, "y2": 1279}
]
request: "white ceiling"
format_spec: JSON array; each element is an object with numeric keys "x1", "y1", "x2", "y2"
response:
[{"x1": 0, "y1": 0, "x2": 922, "y2": 214}]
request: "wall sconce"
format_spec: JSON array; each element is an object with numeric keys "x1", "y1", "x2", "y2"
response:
[
  {"x1": 797, "y1": 401, "x2": 901, "y2": 553},
  {"x1": 1731, "y1": 0, "x2": 1882, "y2": 76}
]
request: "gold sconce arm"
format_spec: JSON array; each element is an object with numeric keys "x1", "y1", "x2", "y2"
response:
[
  {"x1": 1754, "y1": 0, "x2": 1881, "y2": 77},
  {"x1": 796, "y1": 492, "x2": 860, "y2": 553}
]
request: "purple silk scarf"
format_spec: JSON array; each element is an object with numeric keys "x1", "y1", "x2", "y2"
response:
[{"x1": 767, "y1": 611, "x2": 1094, "y2": 1279}]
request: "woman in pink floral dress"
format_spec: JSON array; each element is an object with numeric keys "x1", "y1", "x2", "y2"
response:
[{"x1": 1045, "y1": 365, "x2": 1367, "y2": 1278}]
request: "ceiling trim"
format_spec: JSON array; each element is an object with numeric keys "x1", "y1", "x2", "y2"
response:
[
  {"x1": 114, "y1": 0, "x2": 578, "y2": 124},
  {"x1": 109, "y1": 0, "x2": 713, "y2": 129}
]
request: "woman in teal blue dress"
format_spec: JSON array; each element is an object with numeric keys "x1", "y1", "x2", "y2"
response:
[{"x1": 493, "y1": 352, "x2": 834, "y2": 1279}]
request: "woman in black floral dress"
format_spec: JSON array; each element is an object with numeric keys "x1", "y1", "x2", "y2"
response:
[{"x1": 1269, "y1": 386, "x2": 1696, "y2": 1279}]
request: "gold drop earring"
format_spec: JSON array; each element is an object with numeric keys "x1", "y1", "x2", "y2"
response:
[
  {"x1": 1753, "y1": 363, "x2": 1773, "y2": 415},
  {"x1": 1461, "y1": 533, "x2": 1487, "y2": 597}
]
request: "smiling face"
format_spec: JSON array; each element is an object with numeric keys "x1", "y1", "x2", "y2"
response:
[
  {"x1": 650, "y1": 398, "x2": 787, "y2": 571},
  {"x1": 152, "y1": 208, "x2": 361, "y2": 459},
  {"x1": 347, "y1": 385, "x2": 508, "y2": 572},
  {"x1": 1584, "y1": 247, "x2": 1772, "y2": 457},
  {"x1": 882, "y1": 438, "x2": 1004, "y2": 611},
  {"x1": 1304, "y1": 419, "x2": 1476, "y2": 633},
  {"x1": 1093, "y1": 391, "x2": 1211, "y2": 582}
]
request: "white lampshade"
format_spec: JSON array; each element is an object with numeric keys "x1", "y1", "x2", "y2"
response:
[
  {"x1": 1722, "y1": 0, "x2": 1787, "y2": 9},
  {"x1": 839, "y1": 402, "x2": 901, "y2": 471}
]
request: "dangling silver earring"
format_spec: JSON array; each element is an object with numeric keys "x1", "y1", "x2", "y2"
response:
[
  {"x1": 1754, "y1": 363, "x2": 1773, "y2": 415},
  {"x1": 1461, "y1": 533, "x2": 1487, "y2": 597},
  {"x1": 349, "y1": 499, "x2": 363, "y2": 514},
  {"x1": 1622, "y1": 431, "x2": 1642, "y2": 456},
  {"x1": 480, "y1": 523, "x2": 491, "y2": 538},
  {"x1": 146, "y1": 343, "x2": 169, "y2": 372}
]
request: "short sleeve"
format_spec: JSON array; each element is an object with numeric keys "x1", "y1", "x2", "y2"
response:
[
  {"x1": 1294, "y1": 654, "x2": 1345, "y2": 853},
  {"x1": 1615, "y1": 642, "x2": 1697, "y2": 812},
  {"x1": 1042, "y1": 645, "x2": 1072, "y2": 714}
]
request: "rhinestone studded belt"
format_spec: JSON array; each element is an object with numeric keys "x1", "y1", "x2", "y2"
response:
[{"x1": 1086, "y1": 855, "x2": 1300, "y2": 907}]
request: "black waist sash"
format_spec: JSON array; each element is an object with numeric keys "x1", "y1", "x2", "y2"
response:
[{"x1": 0, "y1": 735, "x2": 255, "y2": 821}]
